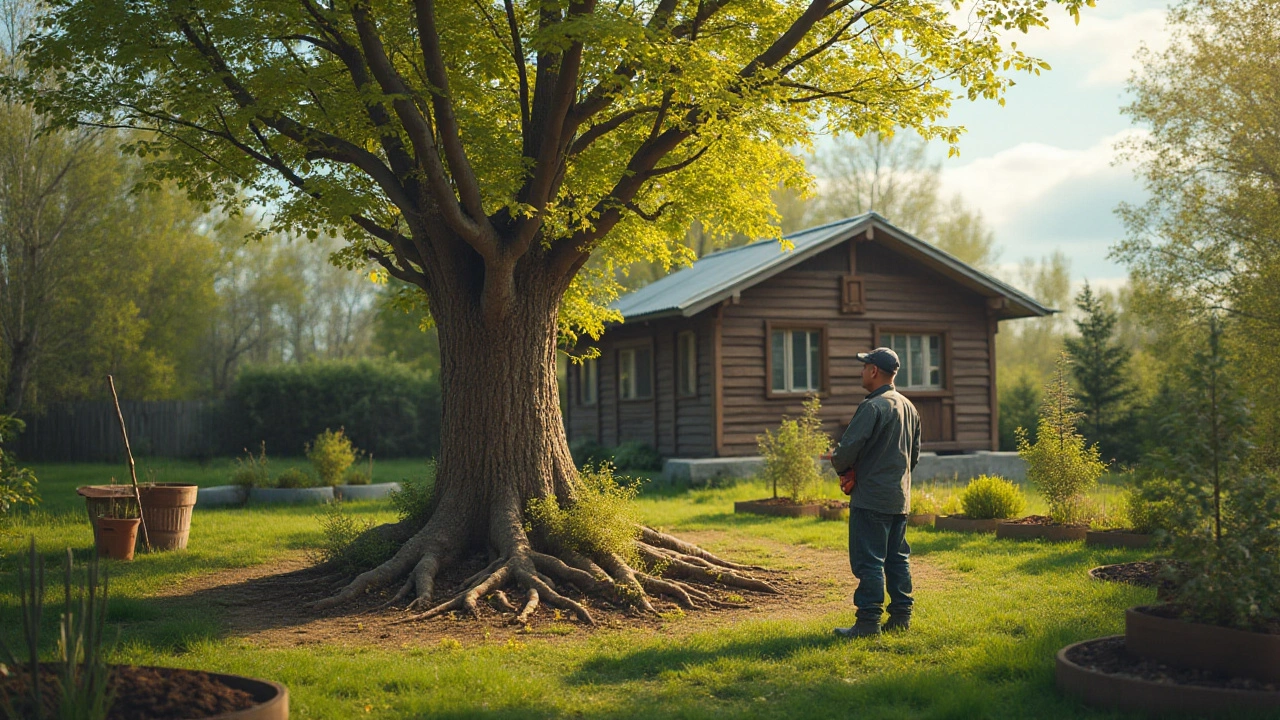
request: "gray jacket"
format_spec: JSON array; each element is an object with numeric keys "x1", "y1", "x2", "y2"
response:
[{"x1": 830, "y1": 384, "x2": 921, "y2": 515}]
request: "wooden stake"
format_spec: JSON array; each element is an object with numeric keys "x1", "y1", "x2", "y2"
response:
[{"x1": 108, "y1": 375, "x2": 150, "y2": 553}]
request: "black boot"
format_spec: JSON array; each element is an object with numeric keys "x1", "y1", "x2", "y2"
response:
[
  {"x1": 883, "y1": 615, "x2": 911, "y2": 633},
  {"x1": 833, "y1": 621, "x2": 881, "y2": 639}
]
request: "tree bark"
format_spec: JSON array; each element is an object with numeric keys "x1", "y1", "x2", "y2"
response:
[
  {"x1": 4, "y1": 338, "x2": 35, "y2": 414},
  {"x1": 316, "y1": 254, "x2": 779, "y2": 620}
]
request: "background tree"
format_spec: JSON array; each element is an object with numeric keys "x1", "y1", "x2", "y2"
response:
[
  {"x1": 1063, "y1": 282, "x2": 1134, "y2": 462},
  {"x1": 12, "y1": 0, "x2": 1092, "y2": 618},
  {"x1": 1114, "y1": 0, "x2": 1280, "y2": 453}
]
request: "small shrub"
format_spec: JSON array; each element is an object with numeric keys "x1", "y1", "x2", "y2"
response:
[
  {"x1": 611, "y1": 441, "x2": 662, "y2": 471},
  {"x1": 311, "y1": 503, "x2": 396, "y2": 574},
  {"x1": 1124, "y1": 476, "x2": 1190, "y2": 534},
  {"x1": 275, "y1": 467, "x2": 315, "y2": 489},
  {"x1": 757, "y1": 395, "x2": 831, "y2": 503},
  {"x1": 527, "y1": 463, "x2": 640, "y2": 562},
  {"x1": 1019, "y1": 354, "x2": 1106, "y2": 525},
  {"x1": 0, "y1": 414, "x2": 38, "y2": 516},
  {"x1": 909, "y1": 489, "x2": 940, "y2": 515},
  {"x1": 231, "y1": 443, "x2": 271, "y2": 489},
  {"x1": 569, "y1": 438, "x2": 612, "y2": 468},
  {"x1": 342, "y1": 469, "x2": 372, "y2": 486},
  {"x1": 960, "y1": 475, "x2": 1026, "y2": 520},
  {"x1": 390, "y1": 461, "x2": 437, "y2": 524},
  {"x1": 1169, "y1": 471, "x2": 1280, "y2": 632},
  {"x1": 307, "y1": 428, "x2": 358, "y2": 486},
  {"x1": 939, "y1": 494, "x2": 963, "y2": 516}
]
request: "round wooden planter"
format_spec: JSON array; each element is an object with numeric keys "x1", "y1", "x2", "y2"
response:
[
  {"x1": 934, "y1": 516, "x2": 1002, "y2": 533},
  {"x1": 1056, "y1": 636, "x2": 1280, "y2": 715},
  {"x1": 335, "y1": 482, "x2": 401, "y2": 501},
  {"x1": 734, "y1": 499, "x2": 822, "y2": 518},
  {"x1": 996, "y1": 521, "x2": 1087, "y2": 542},
  {"x1": 138, "y1": 483, "x2": 198, "y2": 551},
  {"x1": 907, "y1": 513, "x2": 936, "y2": 527},
  {"x1": 200, "y1": 669, "x2": 289, "y2": 719},
  {"x1": 818, "y1": 505, "x2": 849, "y2": 521},
  {"x1": 1085, "y1": 529, "x2": 1153, "y2": 549},
  {"x1": 1126, "y1": 606, "x2": 1280, "y2": 683},
  {"x1": 249, "y1": 486, "x2": 335, "y2": 505}
]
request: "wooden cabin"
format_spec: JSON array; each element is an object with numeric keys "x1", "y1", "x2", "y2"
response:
[{"x1": 564, "y1": 213, "x2": 1052, "y2": 457}]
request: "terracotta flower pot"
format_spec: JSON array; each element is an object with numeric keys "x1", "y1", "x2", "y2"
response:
[
  {"x1": 77, "y1": 485, "x2": 137, "y2": 547},
  {"x1": 1126, "y1": 606, "x2": 1280, "y2": 684},
  {"x1": 138, "y1": 483, "x2": 198, "y2": 551},
  {"x1": 934, "y1": 515, "x2": 1002, "y2": 533},
  {"x1": 96, "y1": 517, "x2": 140, "y2": 561}
]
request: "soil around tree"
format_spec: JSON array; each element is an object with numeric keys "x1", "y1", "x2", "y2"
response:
[
  {"x1": 1065, "y1": 636, "x2": 1280, "y2": 692},
  {"x1": 0, "y1": 665, "x2": 259, "y2": 720},
  {"x1": 1088, "y1": 561, "x2": 1175, "y2": 591},
  {"x1": 150, "y1": 530, "x2": 954, "y2": 650}
]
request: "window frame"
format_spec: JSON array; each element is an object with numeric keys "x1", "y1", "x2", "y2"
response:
[
  {"x1": 871, "y1": 325, "x2": 953, "y2": 397},
  {"x1": 616, "y1": 342, "x2": 655, "y2": 402},
  {"x1": 576, "y1": 356, "x2": 598, "y2": 406},
  {"x1": 764, "y1": 322, "x2": 829, "y2": 399},
  {"x1": 676, "y1": 330, "x2": 698, "y2": 398}
]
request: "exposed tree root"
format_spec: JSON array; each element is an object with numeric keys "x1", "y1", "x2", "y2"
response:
[{"x1": 317, "y1": 514, "x2": 782, "y2": 627}]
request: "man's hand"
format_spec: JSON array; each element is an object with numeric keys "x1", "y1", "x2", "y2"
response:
[{"x1": 839, "y1": 469, "x2": 857, "y2": 495}]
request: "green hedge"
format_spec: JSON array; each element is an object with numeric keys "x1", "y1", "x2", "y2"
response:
[{"x1": 224, "y1": 361, "x2": 440, "y2": 458}]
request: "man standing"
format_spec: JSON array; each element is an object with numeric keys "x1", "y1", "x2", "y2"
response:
[{"x1": 830, "y1": 347, "x2": 921, "y2": 638}]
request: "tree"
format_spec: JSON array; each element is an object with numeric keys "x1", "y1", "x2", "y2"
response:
[
  {"x1": 1063, "y1": 282, "x2": 1133, "y2": 461},
  {"x1": 1113, "y1": 0, "x2": 1280, "y2": 451},
  {"x1": 786, "y1": 133, "x2": 1000, "y2": 269},
  {"x1": 12, "y1": 0, "x2": 1092, "y2": 618},
  {"x1": 998, "y1": 372, "x2": 1039, "y2": 451}
]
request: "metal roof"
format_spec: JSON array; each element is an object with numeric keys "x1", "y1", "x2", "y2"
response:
[{"x1": 611, "y1": 212, "x2": 1054, "y2": 322}]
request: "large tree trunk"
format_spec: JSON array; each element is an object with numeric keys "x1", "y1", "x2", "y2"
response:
[
  {"x1": 316, "y1": 256, "x2": 778, "y2": 622},
  {"x1": 4, "y1": 338, "x2": 35, "y2": 414}
]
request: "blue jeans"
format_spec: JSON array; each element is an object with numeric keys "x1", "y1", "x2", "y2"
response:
[{"x1": 849, "y1": 507, "x2": 913, "y2": 623}]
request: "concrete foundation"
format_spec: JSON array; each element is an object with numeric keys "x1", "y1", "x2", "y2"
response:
[{"x1": 663, "y1": 451, "x2": 1025, "y2": 486}]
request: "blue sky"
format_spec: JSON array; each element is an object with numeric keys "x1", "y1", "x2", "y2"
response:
[{"x1": 927, "y1": 0, "x2": 1172, "y2": 289}]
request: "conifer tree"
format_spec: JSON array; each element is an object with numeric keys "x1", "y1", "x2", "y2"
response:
[{"x1": 1064, "y1": 283, "x2": 1133, "y2": 460}]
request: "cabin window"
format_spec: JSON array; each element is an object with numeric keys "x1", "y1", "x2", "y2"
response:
[
  {"x1": 677, "y1": 331, "x2": 697, "y2": 397},
  {"x1": 770, "y1": 329, "x2": 822, "y2": 393},
  {"x1": 577, "y1": 357, "x2": 598, "y2": 406},
  {"x1": 883, "y1": 333, "x2": 944, "y2": 389},
  {"x1": 618, "y1": 347, "x2": 653, "y2": 400}
]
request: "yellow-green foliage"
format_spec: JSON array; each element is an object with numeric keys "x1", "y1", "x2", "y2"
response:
[
  {"x1": 960, "y1": 475, "x2": 1025, "y2": 520},
  {"x1": 274, "y1": 467, "x2": 314, "y2": 489},
  {"x1": 757, "y1": 396, "x2": 832, "y2": 503},
  {"x1": 1019, "y1": 354, "x2": 1106, "y2": 525},
  {"x1": 0, "y1": 414, "x2": 38, "y2": 515},
  {"x1": 311, "y1": 502, "x2": 395, "y2": 573},
  {"x1": 231, "y1": 443, "x2": 270, "y2": 488},
  {"x1": 307, "y1": 428, "x2": 357, "y2": 487},
  {"x1": 527, "y1": 464, "x2": 640, "y2": 562},
  {"x1": 909, "y1": 488, "x2": 940, "y2": 515}
]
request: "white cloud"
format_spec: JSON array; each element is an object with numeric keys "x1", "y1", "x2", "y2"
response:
[
  {"x1": 1018, "y1": 9, "x2": 1170, "y2": 87},
  {"x1": 938, "y1": 129, "x2": 1145, "y2": 229}
]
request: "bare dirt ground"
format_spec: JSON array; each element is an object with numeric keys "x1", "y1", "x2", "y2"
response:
[{"x1": 153, "y1": 530, "x2": 954, "y2": 649}]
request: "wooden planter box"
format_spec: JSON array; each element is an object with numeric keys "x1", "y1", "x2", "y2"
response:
[
  {"x1": 1126, "y1": 606, "x2": 1280, "y2": 684},
  {"x1": 908, "y1": 513, "x2": 936, "y2": 527},
  {"x1": 1056, "y1": 637, "x2": 1280, "y2": 715},
  {"x1": 1085, "y1": 529, "x2": 1154, "y2": 549},
  {"x1": 934, "y1": 516, "x2": 1002, "y2": 533},
  {"x1": 818, "y1": 505, "x2": 849, "y2": 521},
  {"x1": 996, "y1": 520, "x2": 1088, "y2": 542},
  {"x1": 734, "y1": 499, "x2": 822, "y2": 518}
]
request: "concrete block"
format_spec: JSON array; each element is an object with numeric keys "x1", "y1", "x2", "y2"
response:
[
  {"x1": 663, "y1": 457, "x2": 765, "y2": 486},
  {"x1": 195, "y1": 485, "x2": 246, "y2": 507},
  {"x1": 335, "y1": 482, "x2": 401, "y2": 501}
]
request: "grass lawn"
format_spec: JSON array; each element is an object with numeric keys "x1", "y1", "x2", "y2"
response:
[{"x1": 0, "y1": 461, "x2": 1226, "y2": 719}]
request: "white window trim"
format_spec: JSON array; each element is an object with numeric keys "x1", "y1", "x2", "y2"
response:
[
  {"x1": 883, "y1": 332, "x2": 944, "y2": 390},
  {"x1": 772, "y1": 329, "x2": 822, "y2": 393}
]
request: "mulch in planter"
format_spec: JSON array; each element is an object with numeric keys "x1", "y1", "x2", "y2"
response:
[
  {"x1": 1138, "y1": 602, "x2": 1280, "y2": 636},
  {"x1": 1089, "y1": 561, "x2": 1172, "y2": 589},
  {"x1": 1065, "y1": 636, "x2": 1280, "y2": 692},
  {"x1": 1, "y1": 665, "x2": 257, "y2": 720}
]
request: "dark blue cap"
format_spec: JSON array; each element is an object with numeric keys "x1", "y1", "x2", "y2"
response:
[{"x1": 856, "y1": 347, "x2": 900, "y2": 374}]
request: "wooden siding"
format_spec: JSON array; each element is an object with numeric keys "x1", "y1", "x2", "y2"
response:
[
  {"x1": 717, "y1": 238, "x2": 994, "y2": 456},
  {"x1": 569, "y1": 235, "x2": 999, "y2": 458}
]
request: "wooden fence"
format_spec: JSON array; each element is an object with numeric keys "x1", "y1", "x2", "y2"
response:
[{"x1": 14, "y1": 401, "x2": 223, "y2": 462}]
